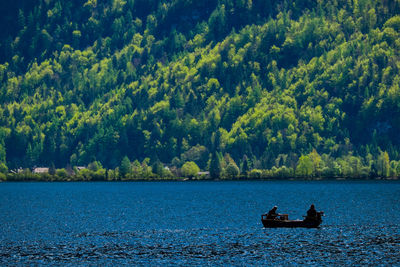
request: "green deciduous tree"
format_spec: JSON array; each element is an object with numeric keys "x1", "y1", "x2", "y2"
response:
[
  {"x1": 296, "y1": 155, "x2": 313, "y2": 177},
  {"x1": 376, "y1": 151, "x2": 390, "y2": 178},
  {"x1": 181, "y1": 161, "x2": 200, "y2": 178},
  {"x1": 226, "y1": 162, "x2": 240, "y2": 178}
]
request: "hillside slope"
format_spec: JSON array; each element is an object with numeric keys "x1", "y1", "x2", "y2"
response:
[{"x1": 1, "y1": 0, "x2": 400, "y2": 178}]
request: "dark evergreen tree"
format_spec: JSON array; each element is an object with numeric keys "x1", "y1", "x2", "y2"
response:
[
  {"x1": 242, "y1": 154, "x2": 249, "y2": 175},
  {"x1": 120, "y1": 156, "x2": 131, "y2": 178},
  {"x1": 209, "y1": 151, "x2": 222, "y2": 179}
]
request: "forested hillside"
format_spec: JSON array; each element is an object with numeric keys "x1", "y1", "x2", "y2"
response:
[{"x1": 1, "y1": 0, "x2": 400, "y2": 180}]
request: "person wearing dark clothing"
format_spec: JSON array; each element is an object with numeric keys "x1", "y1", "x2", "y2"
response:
[
  {"x1": 306, "y1": 204, "x2": 317, "y2": 220},
  {"x1": 267, "y1": 206, "x2": 279, "y2": 219}
]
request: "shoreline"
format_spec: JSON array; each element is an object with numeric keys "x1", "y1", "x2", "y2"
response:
[{"x1": 1, "y1": 176, "x2": 398, "y2": 182}]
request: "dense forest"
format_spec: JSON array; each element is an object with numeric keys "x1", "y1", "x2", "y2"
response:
[{"x1": 1, "y1": 0, "x2": 400, "y2": 180}]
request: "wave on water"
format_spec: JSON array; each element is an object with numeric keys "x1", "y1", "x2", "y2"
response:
[{"x1": 1, "y1": 228, "x2": 400, "y2": 265}]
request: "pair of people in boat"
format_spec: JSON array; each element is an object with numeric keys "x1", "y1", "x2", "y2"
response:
[{"x1": 266, "y1": 204, "x2": 318, "y2": 221}]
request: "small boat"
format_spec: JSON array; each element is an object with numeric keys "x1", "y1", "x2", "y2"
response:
[{"x1": 261, "y1": 212, "x2": 324, "y2": 228}]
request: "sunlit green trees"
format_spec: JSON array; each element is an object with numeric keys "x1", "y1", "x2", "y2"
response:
[
  {"x1": 296, "y1": 155, "x2": 313, "y2": 177},
  {"x1": 181, "y1": 161, "x2": 200, "y2": 178},
  {"x1": 0, "y1": 0, "x2": 399, "y2": 181},
  {"x1": 376, "y1": 151, "x2": 390, "y2": 178}
]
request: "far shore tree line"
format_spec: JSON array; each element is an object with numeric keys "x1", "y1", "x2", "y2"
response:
[{"x1": 1, "y1": 149, "x2": 399, "y2": 181}]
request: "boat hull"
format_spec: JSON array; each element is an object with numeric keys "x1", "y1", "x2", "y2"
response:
[{"x1": 262, "y1": 219, "x2": 322, "y2": 228}]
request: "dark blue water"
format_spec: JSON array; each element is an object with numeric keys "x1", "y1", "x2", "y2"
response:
[{"x1": 1, "y1": 181, "x2": 399, "y2": 265}]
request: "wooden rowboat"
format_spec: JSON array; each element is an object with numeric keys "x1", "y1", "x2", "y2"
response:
[{"x1": 261, "y1": 212, "x2": 323, "y2": 228}]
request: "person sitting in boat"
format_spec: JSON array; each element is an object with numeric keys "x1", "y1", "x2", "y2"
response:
[
  {"x1": 266, "y1": 206, "x2": 279, "y2": 219},
  {"x1": 305, "y1": 204, "x2": 317, "y2": 221}
]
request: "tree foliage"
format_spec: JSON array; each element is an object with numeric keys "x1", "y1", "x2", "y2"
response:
[
  {"x1": 181, "y1": 161, "x2": 200, "y2": 178},
  {"x1": 0, "y1": 0, "x2": 400, "y2": 180}
]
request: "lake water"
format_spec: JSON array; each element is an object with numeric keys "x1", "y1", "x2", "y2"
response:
[{"x1": 1, "y1": 181, "x2": 399, "y2": 265}]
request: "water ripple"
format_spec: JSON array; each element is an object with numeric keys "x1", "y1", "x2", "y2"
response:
[
  {"x1": 1, "y1": 181, "x2": 400, "y2": 265},
  {"x1": 1, "y1": 227, "x2": 400, "y2": 265}
]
